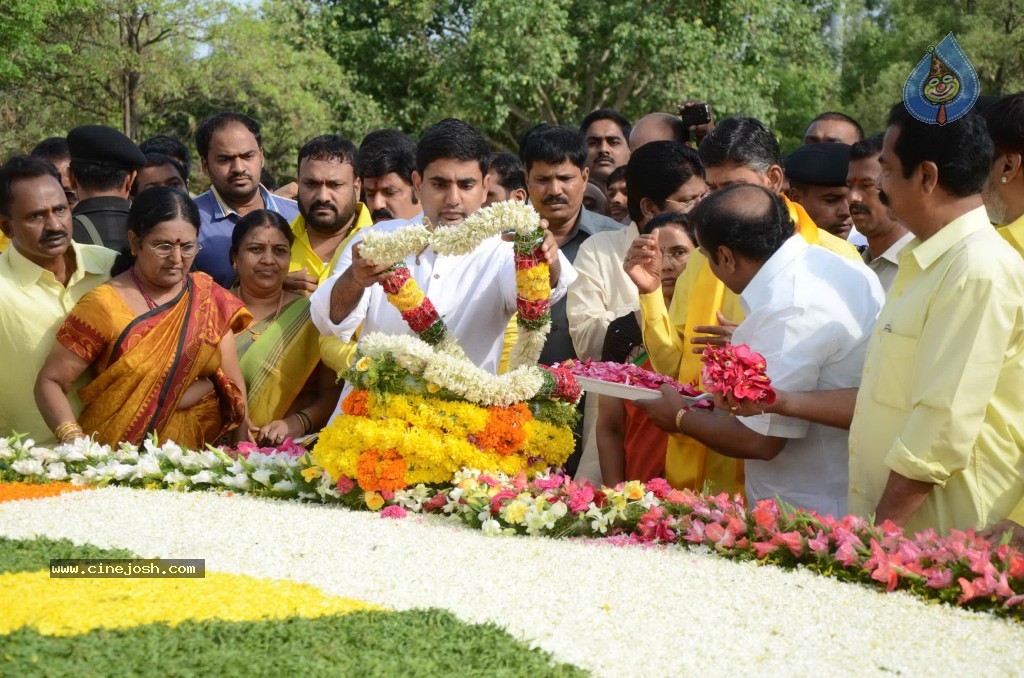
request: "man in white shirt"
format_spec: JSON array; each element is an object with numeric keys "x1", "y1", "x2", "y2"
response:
[
  {"x1": 847, "y1": 134, "x2": 913, "y2": 293},
  {"x1": 310, "y1": 119, "x2": 575, "y2": 419},
  {"x1": 636, "y1": 184, "x2": 883, "y2": 515}
]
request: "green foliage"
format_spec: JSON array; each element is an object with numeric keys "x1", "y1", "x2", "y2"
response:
[
  {"x1": 0, "y1": 535, "x2": 136, "y2": 574},
  {"x1": 2, "y1": 0, "x2": 1023, "y2": 171},
  {"x1": 0, "y1": 609, "x2": 587, "y2": 677}
]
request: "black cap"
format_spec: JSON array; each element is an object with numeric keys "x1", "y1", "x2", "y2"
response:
[
  {"x1": 67, "y1": 125, "x2": 146, "y2": 169},
  {"x1": 784, "y1": 142, "x2": 851, "y2": 187}
]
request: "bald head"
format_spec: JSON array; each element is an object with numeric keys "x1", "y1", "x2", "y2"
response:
[
  {"x1": 803, "y1": 112, "x2": 863, "y2": 145},
  {"x1": 629, "y1": 113, "x2": 687, "y2": 151},
  {"x1": 690, "y1": 184, "x2": 792, "y2": 267}
]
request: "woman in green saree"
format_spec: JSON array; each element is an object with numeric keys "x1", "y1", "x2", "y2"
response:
[{"x1": 230, "y1": 210, "x2": 341, "y2": 445}]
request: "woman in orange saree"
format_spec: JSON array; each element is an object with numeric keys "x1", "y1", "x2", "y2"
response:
[{"x1": 35, "y1": 187, "x2": 253, "y2": 447}]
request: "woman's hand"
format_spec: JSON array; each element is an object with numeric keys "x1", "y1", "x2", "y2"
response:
[
  {"x1": 256, "y1": 417, "x2": 300, "y2": 447},
  {"x1": 233, "y1": 417, "x2": 256, "y2": 444}
]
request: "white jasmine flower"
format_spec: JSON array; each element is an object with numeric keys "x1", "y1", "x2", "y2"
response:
[
  {"x1": 163, "y1": 470, "x2": 188, "y2": 485},
  {"x1": 12, "y1": 458, "x2": 45, "y2": 477},
  {"x1": 190, "y1": 470, "x2": 215, "y2": 485},
  {"x1": 272, "y1": 479, "x2": 295, "y2": 493},
  {"x1": 45, "y1": 462, "x2": 69, "y2": 481},
  {"x1": 252, "y1": 468, "x2": 274, "y2": 487}
]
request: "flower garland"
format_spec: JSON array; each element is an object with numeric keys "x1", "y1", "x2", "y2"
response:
[
  {"x1": 3, "y1": 435, "x2": 1024, "y2": 621},
  {"x1": 358, "y1": 201, "x2": 550, "y2": 368}
]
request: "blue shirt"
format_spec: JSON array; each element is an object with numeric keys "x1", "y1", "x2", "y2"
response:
[{"x1": 193, "y1": 185, "x2": 300, "y2": 287}]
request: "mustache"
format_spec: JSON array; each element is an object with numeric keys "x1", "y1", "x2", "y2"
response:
[
  {"x1": 849, "y1": 201, "x2": 872, "y2": 215},
  {"x1": 371, "y1": 208, "x2": 394, "y2": 221},
  {"x1": 228, "y1": 171, "x2": 253, "y2": 181},
  {"x1": 878, "y1": 189, "x2": 890, "y2": 207},
  {"x1": 39, "y1": 229, "x2": 67, "y2": 243},
  {"x1": 310, "y1": 201, "x2": 337, "y2": 212},
  {"x1": 543, "y1": 196, "x2": 569, "y2": 205}
]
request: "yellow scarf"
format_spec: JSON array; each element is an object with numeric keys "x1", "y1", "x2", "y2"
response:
[{"x1": 665, "y1": 195, "x2": 823, "y2": 494}]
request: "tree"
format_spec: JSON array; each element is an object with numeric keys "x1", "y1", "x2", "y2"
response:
[{"x1": 309, "y1": 0, "x2": 840, "y2": 149}]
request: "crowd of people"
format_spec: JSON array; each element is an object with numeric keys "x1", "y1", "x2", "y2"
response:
[{"x1": 1, "y1": 93, "x2": 1023, "y2": 544}]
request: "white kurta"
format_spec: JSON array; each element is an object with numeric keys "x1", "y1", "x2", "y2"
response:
[
  {"x1": 732, "y1": 235, "x2": 884, "y2": 517},
  {"x1": 310, "y1": 217, "x2": 577, "y2": 421}
]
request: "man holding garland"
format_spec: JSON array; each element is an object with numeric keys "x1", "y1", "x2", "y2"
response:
[{"x1": 310, "y1": 119, "x2": 576, "y2": 421}]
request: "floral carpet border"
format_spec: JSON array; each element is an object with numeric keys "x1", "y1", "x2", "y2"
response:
[{"x1": 1, "y1": 435, "x2": 1022, "y2": 621}]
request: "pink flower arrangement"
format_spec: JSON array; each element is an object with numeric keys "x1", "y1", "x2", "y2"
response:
[
  {"x1": 701, "y1": 344, "x2": 776, "y2": 404},
  {"x1": 227, "y1": 439, "x2": 308, "y2": 459},
  {"x1": 384, "y1": 472, "x2": 1024, "y2": 621},
  {"x1": 380, "y1": 505, "x2": 408, "y2": 519}
]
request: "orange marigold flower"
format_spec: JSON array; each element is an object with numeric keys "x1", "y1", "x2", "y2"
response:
[
  {"x1": 355, "y1": 448, "x2": 407, "y2": 492},
  {"x1": 473, "y1": 403, "x2": 533, "y2": 456},
  {"x1": 0, "y1": 482, "x2": 89, "y2": 504},
  {"x1": 341, "y1": 390, "x2": 370, "y2": 417}
]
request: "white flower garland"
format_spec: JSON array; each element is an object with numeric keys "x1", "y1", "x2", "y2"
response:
[{"x1": 358, "y1": 333, "x2": 548, "y2": 407}]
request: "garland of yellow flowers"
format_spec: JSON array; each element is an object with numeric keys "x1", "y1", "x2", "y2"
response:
[{"x1": 359, "y1": 201, "x2": 550, "y2": 368}]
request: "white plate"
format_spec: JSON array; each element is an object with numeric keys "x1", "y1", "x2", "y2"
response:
[{"x1": 575, "y1": 376, "x2": 662, "y2": 401}]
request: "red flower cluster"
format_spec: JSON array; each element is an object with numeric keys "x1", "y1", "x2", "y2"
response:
[
  {"x1": 381, "y1": 265, "x2": 411, "y2": 294},
  {"x1": 701, "y1": 343, "x2": 776, "y2": 404},
  {"x1": 543, "y1": 364, "x2": 582, "y2": 402},
  {"x1": 400, "y1": 299, "x2": 441, "y2": 334},
  {"x1": 517, "y1": 298, "x2": 550, "y2": 323}
]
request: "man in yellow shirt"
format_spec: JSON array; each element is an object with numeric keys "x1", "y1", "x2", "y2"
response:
[
  {"x1": 0, "y1": 156, "x2": 115, "y2": 443},
  {"x1": 848, "y1": 104, "x2": 1024, "y2": 534},
  {"x1": 628, "y1": 116, "x2": 860, "y2": 494},
  {"x1": 284, "y1": 135, "x2": 374, "y2": 374},
  {"x1": 979, "y1": 93, "x2": 1024, "y2": 544}
]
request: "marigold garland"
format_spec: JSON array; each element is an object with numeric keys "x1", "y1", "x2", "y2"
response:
[
  {"x1": 355, "y1": 448, "x2": 408, "y2": 493},
  {"x1": 314, "y1": 393, "x2": 572, "y2": 489},
  {"x1": 341, "y1": 390, "x2": 370, "y2": 417}
]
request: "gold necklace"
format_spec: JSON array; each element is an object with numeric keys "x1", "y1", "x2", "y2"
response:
[{"x1": 238, "y1": 287, "x2": 284, "y2": 339}]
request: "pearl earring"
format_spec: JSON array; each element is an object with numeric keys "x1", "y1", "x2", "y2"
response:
[{"x1": 1002, "y1": 177, "x2": 1008, "y2": 184}]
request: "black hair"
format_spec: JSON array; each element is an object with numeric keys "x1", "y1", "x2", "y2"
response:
[
  {"x1": 487, "y1": 151, "x2": 527, "y2": 192},
  {"x1": 0, "y1": 155, "x2": 62, "y2": 217},
  {"x1": 806, "y1": 112, "x2": 865, "y2": 141},
  {"x1": 518, "y1": 124, "x2": 587, "y2": 172},
  {"x1": 642, "y1": 211, "x2": 696, "y2": 245},
  {"x1": 886, "y1": 102, "x2": 993, "y2": 197},
  {"x1": 849, "y1": 133, "x2": 885, "y2": 161},
  {"x1": 624, "y1": 141, "x2": 704, "y2": 224},
  {"x1": 30, "y1": 137, "x2": 70, "y2": 162},
  {"x1": 229, "y1": 209, "x2": 294, "y2": 262},
  {"x1": 607, "y1": 165, "x2": 627, "y2": 187},
  {"x1": 690, "y1": 184, "x2": 792, "y2": 264},
  {"x1": 358, "y1": 129, "x2": 417, "y2": 183},
  {"x1": 416, "y1": 118, "x2": 490, "y2": 176},
  {"x1": 111, "y1": 187, "x2": 199, "y2": 276},
  {"x1": 579, "y1": 109, "x2": 632, "y2": 140},
  {"x1": 698, "y1": 116, "x2": 782, "y2": 172},
  {"x1": 131, "y1": 153, "x2": 188, "y2": 196},
  {"x1": 139, "y1": 135, "x2": 192, "y2": 176},
  {"x1": 195, "y1": 111, "x2": 262, "y2": 159},
  {"x1": 298, "y1": 134, "x2": 359, "y2": 176},
  {"x1": 68, "y1": 161, "x2": 133, "y2": 192},
  {"x1": 259, "y1": 167, "x2": 278, "y2": 191},
  {"x1": 982, "y1": 92, "x2": 1024, "y2": 156}
]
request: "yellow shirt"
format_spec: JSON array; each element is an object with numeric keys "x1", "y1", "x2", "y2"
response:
[
  {"x1": 994, "y1": 212, "x2": 1024, "y2": 526},
  {"x1": 0, "y1": 242, "x2": 116, "y2": 443},
  {"x1": 849, "y1": 207, "x2": 1024, "y2": 534},
  {"x1": 0, "y1": 233, "x2": 10, "y2": 253},
  {"x1": 997, "y1": 213, "x2": 1024, "y2": 255},
  {"x1": 639, "y1": 197, "x2": 861, "y2": 493},
  {"x1": 288, "y1": 204, "x2": 372, "y2": 374}
]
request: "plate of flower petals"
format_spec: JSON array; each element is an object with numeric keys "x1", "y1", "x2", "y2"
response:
[{"x1": 567, "y1": 361, "x2": 714, "y2": 407}]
